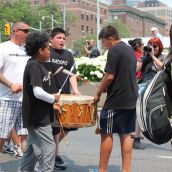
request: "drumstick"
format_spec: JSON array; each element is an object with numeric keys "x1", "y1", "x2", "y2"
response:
[
  {"x1": 62, "y1": 69, "x2": 98, "y2": 87},
  {"x1": 43, "y1": 66, "x2": 64, "y2": 82},
  {"x1": 51, "y1": 66, "x2": 64, "y2": 78},
  {"x1": 58, "y1": 64, "x2": 75, "y2": 94}
]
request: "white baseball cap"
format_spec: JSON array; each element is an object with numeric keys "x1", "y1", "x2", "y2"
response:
[{"x1": 151, "y1": 27, "x2": 158, "y2": 31}]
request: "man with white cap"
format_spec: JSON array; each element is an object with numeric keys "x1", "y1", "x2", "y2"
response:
[{"x1": 151, "y1": 27, "x2": 163, "y2": 42}]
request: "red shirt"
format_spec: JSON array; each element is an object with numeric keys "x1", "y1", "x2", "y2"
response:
[{"x1": 135, "y1": 51, "x2": 141, "y2": 78}]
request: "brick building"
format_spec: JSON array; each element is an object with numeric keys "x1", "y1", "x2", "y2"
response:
[
  {"x1": 109, "y1": 4, "x2": 165, "y2": 37},
  {"x1": 137, "y1": 1, "x2": 172, "y2": 36},
  {"x1": 31, "y1": 0, "x2": 108, "y2": 48}
]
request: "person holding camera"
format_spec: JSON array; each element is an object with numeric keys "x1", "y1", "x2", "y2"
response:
[
  {"x1": 137, "y1": 37, "x2": 164, "y2": 84},
  {"x1": 84, "y1": 39, "x2": 100, "y2": 58},
  {"x1": 128, "y1": 38, "x2": 145, "y2": 150}
]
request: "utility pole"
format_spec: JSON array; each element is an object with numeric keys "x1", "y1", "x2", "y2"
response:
[
  {"x1": 63, "y1": 4, "x2": 66, "y2": 31},
  {"x1": 39, "y1": 21, "x2": 42, "y2": 32},
  {"x1": 97, "y1": 0, "x2": 100, "y2": 50},
  {"x1": 51, "y1": 14, "x2": 54, "y2": 30}
]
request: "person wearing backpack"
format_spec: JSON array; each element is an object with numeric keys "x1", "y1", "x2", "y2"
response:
[
  {"x1": 165, "y1": 24, "x2": 172, "y2": 147},
  {"x1": 136, "y1": 32, "x2": 172, "y2": 145},
  {"x1": 128, "y1": 38, "x2": 145, "y2": 150},
  {"x1": 136, "y1": 37, "x2": 164, "y2": 145}
]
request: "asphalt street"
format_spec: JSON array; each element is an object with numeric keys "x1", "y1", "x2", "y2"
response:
[{"x1": 0, "y1": 125, "x2": 172, "y2": 172}]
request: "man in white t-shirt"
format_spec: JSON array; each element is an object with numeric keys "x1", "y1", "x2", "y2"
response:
[{"x1": 0, "y1": 21, "x2": 30, "y2": 156}]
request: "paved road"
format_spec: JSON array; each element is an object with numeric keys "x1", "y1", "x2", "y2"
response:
[{"x1": 0, "y1": 126, "x2": 172, "y2": 172}]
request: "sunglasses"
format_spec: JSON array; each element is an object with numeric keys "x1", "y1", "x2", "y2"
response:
[
  {"x1": 18, "y1": 29, "x2": 29, "y2": 33},
  {"x1": 152, "y1": 44, "x2": 158, "y2": 49}
]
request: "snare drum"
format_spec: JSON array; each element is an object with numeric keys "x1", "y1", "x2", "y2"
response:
[{"x1": 52, "y1": 94, "x2": 97, "y2": 128}]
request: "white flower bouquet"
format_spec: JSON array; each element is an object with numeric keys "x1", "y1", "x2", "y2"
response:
[{"x1": 75, "y1": 51, "x2": 107, "y2": 82}]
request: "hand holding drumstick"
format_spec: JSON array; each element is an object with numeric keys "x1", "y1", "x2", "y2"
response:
[{"x1": 53, "y1": 93, "x2": 61, "y2": 118}]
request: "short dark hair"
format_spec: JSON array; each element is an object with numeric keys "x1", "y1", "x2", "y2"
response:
[
  {"x1": 99, "y1": 25, "x2": 120, "y2": 40},
  {"x1": 25, "y1": 32, "x2": 49, "y2": 56},
  {"x1": 128, "y1": 38, "x2": 143, "y2": 51},
  {"x1": 50, "y1": 27, "x2": 66, "y2": 38}
]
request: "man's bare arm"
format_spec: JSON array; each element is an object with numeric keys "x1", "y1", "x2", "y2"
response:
[
  {"x1": 0, "y1": 74, "x2": 13, "y2": 88},
  {"x1": 0, "y1": 74, "x2": 22, "y2": 93}
]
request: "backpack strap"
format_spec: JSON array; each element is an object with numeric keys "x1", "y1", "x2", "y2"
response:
[{"x1": 164, "y1": 54, "x2": 172, "y2": 72}]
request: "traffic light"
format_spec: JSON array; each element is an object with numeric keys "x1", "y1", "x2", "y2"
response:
[{"x1": 4, "y1": 23, "x2": 11, "y2": 36}]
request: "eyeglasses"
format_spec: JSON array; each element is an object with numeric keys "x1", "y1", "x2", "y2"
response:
[{"x1": 18, "y1": 29, "x2": 29, "y2": 33}]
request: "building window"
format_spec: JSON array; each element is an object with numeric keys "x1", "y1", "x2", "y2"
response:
[
  {"x1": 81, "y1": 13, "x2": 84, "y2": 20},
  {"x1": 91, "y1": 28, "x2": 93, "y2": 34},
  {"x1": 91, "y1": 14, "x2": 93, "y2": 21},
  {"x1": 44, "y1": 0, "x2": 49, "y2": 4},
  {"x1": 81, "y1": 25, "x2": 84, "y2": 31},
  {"x1": 104, "y1": 9, "x2": 106, "y2": 14},
  {"x1": 34, "y1": 0, "x2": 39, "y2": 4},
  {"x1": 86, "y1": 26, "x2": 89, "y2": 33},
  {"x1": 86, "y1": 14, "x2": 89, "y2": 21}
]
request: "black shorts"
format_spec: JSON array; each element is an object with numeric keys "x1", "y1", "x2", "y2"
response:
[
  {"x1": 100, "y1": 108, "x2": 136, "y2": 135},
  {"x1": 52, "y1": 127, "x2": 78, "y2": 135}
]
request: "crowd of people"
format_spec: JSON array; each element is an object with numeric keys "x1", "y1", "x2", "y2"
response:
[{"x1": 0, "y1": 20, "x2": 172, "y2": 172}]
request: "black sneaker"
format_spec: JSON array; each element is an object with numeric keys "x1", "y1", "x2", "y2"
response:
[
  {"x1": 133, "y1": 138, "x2": 145, "y2": 150},
  {"x1": 54, "y1": 156, "x2": 67, "y2": 170}
]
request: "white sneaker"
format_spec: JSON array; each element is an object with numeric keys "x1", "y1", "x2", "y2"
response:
[{"x1": 13, "y1": 144, "x2": 23, "y2": 158}]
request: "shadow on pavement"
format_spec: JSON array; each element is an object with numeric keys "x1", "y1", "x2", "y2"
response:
[
  {"x1": 55, "y1": 155, "x2": 121, "y2": 172},
  {"x1": 0, "y1": 159, "x2": 19, "y2": 172}
]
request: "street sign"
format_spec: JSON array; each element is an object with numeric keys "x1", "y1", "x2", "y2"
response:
[{"x1": 4, "y1": 23, "x2": 11, "y2": 36}]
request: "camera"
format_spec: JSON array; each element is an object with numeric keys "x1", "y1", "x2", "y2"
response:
[{"x1": 143, "y1": 45, "x2": 152, "y2": 52}]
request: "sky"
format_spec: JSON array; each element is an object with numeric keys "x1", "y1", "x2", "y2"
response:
[{"x1": 159, "y1": 0, "x2": 172, "y2": 8}]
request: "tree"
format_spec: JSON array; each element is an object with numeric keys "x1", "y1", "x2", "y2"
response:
[
  {"x1": 105, "y1": 20, "x2": 131, "y2": 38},
  {"x1": 0, "y1": 0, "x2": 75, "y2": 41}
]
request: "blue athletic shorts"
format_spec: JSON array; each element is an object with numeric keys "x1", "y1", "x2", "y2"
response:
[{"x1": 100, "y1": 108, "x2": 136, "y2": 135}]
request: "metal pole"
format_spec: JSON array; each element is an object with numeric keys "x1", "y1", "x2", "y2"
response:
[
  {"x1": 29, "y1": 26, "x2": 40, "y2": 31},
  {"x1": 39, "y1": 21, "x2": 42, "y2": 32},
  {"x1": 63, "y1": 4, "x2": 66, "y2": 30},
  {"x1": 51, "y1": 14, "x2": 54, "y2": 30},
  {"x1": 97, "y1": 0, "x2": 100, "y2": 50}
]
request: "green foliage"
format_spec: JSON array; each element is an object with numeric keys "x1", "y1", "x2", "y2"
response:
[
  {"x1": 77, "y1": 64, "x2": 103, "y2": 82},
  {"x1": 105, "y1": 20, "x2": 131, "y2": 38},
  {"x1": 0, "y1": 0, "x2": 75, "y2": 41}
]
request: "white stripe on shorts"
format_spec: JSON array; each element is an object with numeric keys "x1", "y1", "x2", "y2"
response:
[{"x1": 107, "y1": 109, "x2": 114, "y2": 133}]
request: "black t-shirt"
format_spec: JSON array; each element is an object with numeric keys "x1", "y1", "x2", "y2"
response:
[
  {"x1": 49, "y1": 47, "x2": 76, "y2": 94},
  {"x1": 104, "y1": 41, "x2": 138, "y2": 109},
  {"x1": 22, "y1": 58, "x2": 54, "y2": 128}
]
